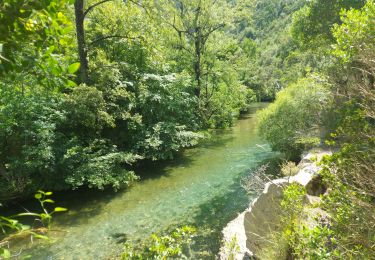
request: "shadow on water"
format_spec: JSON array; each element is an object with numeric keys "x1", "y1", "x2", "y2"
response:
[
  {"x1": 135, "y1": 134, "x2": 236, "y2": 181},
  {"x1": 187, "y1": 156, "x2": 282, "y2": 259},
  {"x1": 1, "y1": 189, "x2": 114, "y2": 232},
  {"x1": 190, "y1": 176, "x2": 250, "y2": 259},
  {"x1": 3, "y1": 102, "x2": 277, "y2": 259},
  {"x1": 2, "y1": 133, "x2": 237, "y2": 227}
]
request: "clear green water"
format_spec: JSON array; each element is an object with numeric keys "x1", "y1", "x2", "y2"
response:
[{"x1": 19, "y1": 103, "x2": 277, "y2": 259}]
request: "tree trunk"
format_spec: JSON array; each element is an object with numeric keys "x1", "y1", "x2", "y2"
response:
[
  {"x1": 194, "y1": 32, "x2": 202, "y2": 98},
  {"x1": 194, "y1": 59, "x2": 201, "y2": 98},
  {"x1": 74, "y1": 0, "x2": 89, "y2": 84}
]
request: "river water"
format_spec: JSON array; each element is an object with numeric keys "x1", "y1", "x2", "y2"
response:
[{"x1": 17, "y1": 103, "x2": 277, "y2": 259}]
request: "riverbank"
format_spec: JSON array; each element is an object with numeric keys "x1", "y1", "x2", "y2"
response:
[
  {"x1": 220, "y1": 149, "x2": 331, "y2": 259},
  {"x1": 2, "y1": 103, "x2": 279, "y2": 259}
]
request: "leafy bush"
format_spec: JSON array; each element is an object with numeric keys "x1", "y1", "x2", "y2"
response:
[
  {"x1": 277, "y1": 2, "x2": 375, "y2": 258},
  {"x1": 0, "y1": 86, "x2": 65, "y2": 197},
  {"x1": 223, "y1": 236, "x2": 240, "y2": 260},
  {"x1": 281, "y1": 161, "x2": 299, "y2": 178},
  {"x1": 121, "y1": 226, "x2": 196, "y2": 259},
  {"x1": 61, "y1": 139, "x2": 140, "y2": 190},
  {"x1": 258, "y1": 75, "x2": 333, "y2": 160},
  {"x1": 131, "y1": 74, "x2": 204, "y2": 160}
]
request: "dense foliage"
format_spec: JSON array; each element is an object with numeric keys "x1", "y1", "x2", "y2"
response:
[
  {"x1": 258, "y1": 0, "x2": 375, "y2": 258},
  {"x1": 1, "y1": 0, "x2": 374, "y2": 258},
  {"x1": 258, "y1": 75, "x2": 333, "y2": 159},
  {"x1": 0, "y1": 0, "x2": 258, "y2": 201}
]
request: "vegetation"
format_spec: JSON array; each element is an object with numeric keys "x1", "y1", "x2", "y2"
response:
[
  {"x1": 1, "y1": 0, "x2": 374, "y2": 258},
  {"x1": 258, "y1": 75, "x2": 333, "y2": 160},
  {"x1": 121, "y1": 226, "x2": 196, "y2": 259},
  {"x1": 0, "y1": 0, "x2": 258, "y2": 202},
  {"x1": 0, "y1": 191, "x2": 67, "y2": 258},
  {"x1": 257, "y1": 0, "x2": 375, "y2": 258}
]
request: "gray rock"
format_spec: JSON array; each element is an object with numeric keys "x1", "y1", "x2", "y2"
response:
[{"x1": 219, "y1": 150, "x2": 331, "y2": 260}]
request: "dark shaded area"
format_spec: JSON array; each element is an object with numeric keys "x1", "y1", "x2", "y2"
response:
[
  {"x1": 185, "y1": 156, "x2": 282, "y2": 259},
  {"x1": 306, "y1": 174, "x2": 327, "y2": 196}
]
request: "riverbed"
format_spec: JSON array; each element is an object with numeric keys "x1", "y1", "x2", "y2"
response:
[{"x1": 15, "y1": 103, "x2": 277, "y2": 259}]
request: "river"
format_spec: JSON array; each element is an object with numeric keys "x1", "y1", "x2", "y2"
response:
[{"x1": 15, "y1": 103, "x2": 277, "y2": 259}]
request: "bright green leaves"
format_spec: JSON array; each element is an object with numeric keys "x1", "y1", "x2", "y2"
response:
[
  {"x1": 65, "y1": 62, "x2": 81, "y2": 88},
  {"x1": 258, "y1": 75, "x2": 333, "y2": 160},
  {"x1": 53, "y1": 207, "x2": 68, "y2": 212},
  {"x1": 332, "y1": 0, "x2": 375, "y2": 62},
  {"x1": 1, "y1": 191, "x2": 67, "y2": 257},
  {"x1": 0, "y1": 248, "x2": 11, "y2": 259},
  {"x1": 67, "y1": 62, "x2": 80, "y2": 74},
  {"x1": 0, "y1": 0, "x2": 76, "y2": 91},
  {"x1": 31, "y1": 191, "x2": 68, "y2": 227},
  {"x1": 122, "y1": 226, "x2": 196, "y2": 259},
  {"x1": 62, "y1": 139, "x2": 141, "y2": 190},
  {"x1": 291, "y1": 0, "x2": 366, "y2": 49}
]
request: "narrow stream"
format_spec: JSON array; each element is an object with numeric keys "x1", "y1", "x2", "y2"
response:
[{"x1": 17, "y1": 103, "x2": 277, "y2": 259}]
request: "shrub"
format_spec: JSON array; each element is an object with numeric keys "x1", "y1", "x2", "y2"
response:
[
  {"x1": 281, "y1": 161, "x2": 299, "y2": 178},
  {"x1": 121, "y1": 226, "x2": 196, "y2": 259},
  {"x1": 258, "y1": 75, "x2": 333, "y2": 160}
]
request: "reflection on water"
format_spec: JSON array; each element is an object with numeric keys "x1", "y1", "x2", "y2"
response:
[{"x1": 17, "y1": 103, "x2": 277, "y2": 259}]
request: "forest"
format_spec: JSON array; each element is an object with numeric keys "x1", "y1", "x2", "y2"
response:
[{"x1": 0, "y1": 0, "x2": 374, "y2": 259}]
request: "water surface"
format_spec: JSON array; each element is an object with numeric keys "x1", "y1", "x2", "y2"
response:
[{"x1": 21, "y1": 103, "x2": 277, "y2": 259}]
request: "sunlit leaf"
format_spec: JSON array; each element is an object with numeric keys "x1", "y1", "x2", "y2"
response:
[
  {"x1": 68, "y1": 62, "x2": 80, "y2": 74},
  {"x1": 67, "y1": 80, "x2": 77, "y2": 88},
  {"x1": 32, "y1": 233, "x2": 49, "y2": 240},
  {"x1": 54, "y1": 207, "x2": 68, "y2": 212},
  {"x1": 0, "y1": 248, "x2": 11, "y2": 259}
]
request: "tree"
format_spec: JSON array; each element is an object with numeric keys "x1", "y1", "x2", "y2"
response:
[
  {"x1": 291, "y1": 0, "x2": 366, "y2": 49},
  {"x1": 157, "y1": 0, "x2": 230, "y2": 99},
  {"x1": 74, "y1": 0, "x2": 89, "y2": 83},
  {"x1": 258, "y1": 75, "x2": 333, "y2": 160}
]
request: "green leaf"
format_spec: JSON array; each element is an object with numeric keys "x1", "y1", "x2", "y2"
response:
[
  {"x1": 68, "y1": 62, "x2": 80, "y2": 74},
  {"x1": 16, "y1": 212, "x2": 40, "y2": 217},
  {"x1": 45, "y1": 192, "x2": 53, "y2": 196},
  {"x1": 20, "y1": 224, "x2": 31, "y2": 230},
  {"x1": 0, "y1": 248, "x2": 11, "y2": 259},
  {"x1": 54, "y1": 207, "x2": 68, "y2": 212},
  {"x1": 32, "y1": 233, "x2": 49, "y2": 240},
  {"x1": 67, "y1": 80, "x2": 77, "y2": 88},
  {"x1": 43, "y1": 199, "x2": 55, "y2": 204},
  {"x1": 34, "y1": 193, "x2": 42, "y2": 200}
]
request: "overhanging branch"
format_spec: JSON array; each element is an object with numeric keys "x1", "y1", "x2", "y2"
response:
[{"x1": 83, "y1": 0, "x2": 113, "y2": 18}]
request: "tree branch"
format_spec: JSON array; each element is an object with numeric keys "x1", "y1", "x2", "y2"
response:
[
  {"x1": 88, "y1": 34, "x2": 142, "y2": 47},
  {"x1": 203, "y1": 23, "x2": 225, "y2": 39},
  {"x1": 83, "y1": 0, "x2": 113, "y2": 18}
]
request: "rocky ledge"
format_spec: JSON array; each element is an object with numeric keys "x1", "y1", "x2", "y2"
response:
[{"x1": 219, "y1": 149, "x2": 331, "y2": 259}]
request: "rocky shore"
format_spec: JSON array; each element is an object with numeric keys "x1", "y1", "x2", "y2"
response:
[{"x1": 219, "y1": 150, "x2": 331, "y2": 259}]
